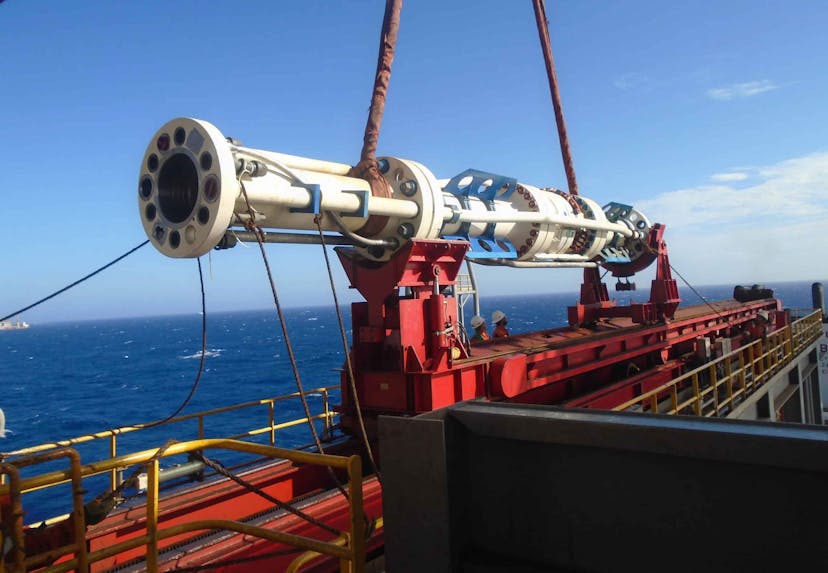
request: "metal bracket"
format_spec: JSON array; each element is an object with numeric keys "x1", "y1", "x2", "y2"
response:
[
  {"x1": 338, "y1": 190, "x2": 370, "y2": 218},
  {"x1": 289, "y1": 183, "x2": 322, "y2": 214},
  {"x1": 442, "y1": 188, "x2": 516, "y2": 259},
  {"x1": 443, "y1": 169, "x2": 517, "y2": 202}
]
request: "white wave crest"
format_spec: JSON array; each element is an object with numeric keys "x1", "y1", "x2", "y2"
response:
[{"x1": 178, "y1": 349, "x2": 223, "y2": 360}]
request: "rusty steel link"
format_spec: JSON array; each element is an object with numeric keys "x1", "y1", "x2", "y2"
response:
[
  {"x1": 532, "y1": 0, "x2": 579, "y2": 196},
  {"x1": 349, "y1": 0, "x2": 402, "y2": 237},
  {"x1": 357, "y1": 0, "x2": 402, "y2": 164}
]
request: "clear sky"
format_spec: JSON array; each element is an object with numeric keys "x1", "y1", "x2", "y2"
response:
[{"x1": 2, "y1": 0, "x2": 827, "y2": 322}]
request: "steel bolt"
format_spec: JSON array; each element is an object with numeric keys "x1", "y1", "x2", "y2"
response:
[
  {"x1": 397, "y1": 222, "x2": 415, "y2": 238},
  {"x1": 377, "y1": 158, "x2": 390, "y2": 173},
  {"x1": 401, "y1": 179, "x2": 418, "y2": 197}
]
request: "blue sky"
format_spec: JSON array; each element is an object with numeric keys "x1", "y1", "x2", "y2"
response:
[{"x1": 2, "y1": 0, "x2": 827, "y2": 322}]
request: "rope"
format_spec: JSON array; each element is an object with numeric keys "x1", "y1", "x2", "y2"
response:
[
  {"x1": 348, "y1": 0, "x2": 402, "y2": 237},
  {"x1": 146, "y1": 258, "x2": 208, "y2": 426},
  {"x1": 237, "y1": 180, "x2": 350, "y2": 501},
  {"x1": 27, "y1": 257, "x2": 208, "y2": 459},
  {"x1": 84, "y1": 259, "x2": 209, "y2": 520},
  {"x1": 192, "y1": 452, "x2": 341, "y2": 536},
  {"x1": 84, "y1": 439, "x2": 179, "y2": 522},
  {"x1": 669, "y1": 263, "x2": 729, "y2": 322},
  {"x1": 357, "y1": 0, "x2": 403, "y2": 164},
  {"x1": 313, "y1": 215, "x2": 381, "y2": 483},
  {"x1": 531, "y1": 0, "x2": 579, "y2": 195},
  {"x1": 162, "y1": 548, "x2": 303, "y2": 572},
  {"x1": 0, "y1": 240, "x2": 149, "y2": 322}
]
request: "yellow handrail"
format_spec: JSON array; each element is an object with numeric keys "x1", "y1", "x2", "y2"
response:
[
  {"x1": 1, "y1": 385, "x2": 338, "y2": 492},
  {"x1": 612, "y1": 311, "x2": 823, "y2": 416},
  {"x1": 1, "y1": 449, "x2": 88, "y2": 573},
  {"x1": 2, "y1": 440, "x2": 366, "y2": 573}
]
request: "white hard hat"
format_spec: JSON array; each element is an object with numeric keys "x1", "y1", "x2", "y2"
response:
[
  {"x1": 470, "y1": 315, "x2": 485, "y2": 329},
  {"x1": 758, "y1": 310, "x2": 769, "y2": 322},
  {"x1": 492, "y1": 310, "x2": 506, "y2": 324}
]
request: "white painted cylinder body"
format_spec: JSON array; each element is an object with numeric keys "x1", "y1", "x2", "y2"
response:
[{"x1": 138, "y1": 118, "x2": 650, "y2": 269}]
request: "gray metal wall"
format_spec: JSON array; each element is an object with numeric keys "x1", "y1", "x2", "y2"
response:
[{"x1": 380, "y1": 402, "x2": 828, "y2": 573}]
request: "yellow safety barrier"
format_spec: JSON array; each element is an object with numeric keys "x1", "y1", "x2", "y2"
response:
[
  {"x1": 1, "y1": 385, "x2": 338, "y2": 492},
  {"x1": 1, "y1": 449, "x2": 88, "y2": 573},
  {"x1": 613, "y1": 310, "x2": 823, "y2": 416},
  {"x1": 1, "y1": 440, "x2": 366, "y2": 573}
]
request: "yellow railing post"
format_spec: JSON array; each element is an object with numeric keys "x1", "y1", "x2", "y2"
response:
[
  {"x1": 710, "y1": 364, "x2": 719, "y2": 415},
  {"x1": 0, "y1": 463, "x2": 25, "y2": 573},
  {"x1": 738, "y1": 348, "x2": 746, "y2": 391},
  {"x1": 66, "y1": 450, "x2": 89, "y2": 573},
  {"x1": 146, "y1": 458, "x2": 160, "y2": 573},
  {"x1": 348, "y1": 455, "x2": 365, "y2": 573},
  {"x1": 269, "y1": 401, "x2": 276, "y2": 447},
  {"x1": 692, "y1": 373, "x2": 701, "y2": 415},
  {"x1": 322, "y1": 389, "x2": 332, "y2": 441},
  {"x1": 109, "y1": 434, "x2": 118, "y2": 491},
  {"x1": 725, "y1": 354, "x2": 733, "y2": 407}
]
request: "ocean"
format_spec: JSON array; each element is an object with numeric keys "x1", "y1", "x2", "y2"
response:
[{"x1": 0, "y1": 280, "x2": 822, "y2": 521}]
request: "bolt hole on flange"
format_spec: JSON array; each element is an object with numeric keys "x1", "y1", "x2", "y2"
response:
[
  {"x1": 174, "y1": 127, "x2": 186, "y2": 146},
  {"x1": 197, "y1": 206, "x2": 210, "y2": 225},
  {"x1": 139, "y1": 177, "x2": 153, "y2": 200}
]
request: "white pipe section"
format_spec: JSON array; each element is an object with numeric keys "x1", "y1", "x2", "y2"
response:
[
  {"x1": 475, "y1": 260, "x2": 598, "y2": 268},
  {"x1": 231, "y1": 146, "x2": 354, "y2": 177},
  {"x1": 443, "y1": 207, "x2": 633, "y2": 237},
  {"x1": 532, "y1": 253, "x2": 592, "y2": 261},
  {"x1": 139, "y1": 118, "x2": 652, "y2": 269},
  {"x1": 241, "y1": 184, "x2": 420, "y2": 219}
]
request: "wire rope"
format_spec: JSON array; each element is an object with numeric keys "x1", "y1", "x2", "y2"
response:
[
  {"x1": 0, "y1": 240, "x2": 149, "y2": 322},
  {"x1": 314, "y1": 215, "x2": 381, "y2": 483},
  {"x1": 237, "y1": 180, "x2": 350, "y2": 501},
  {"x1": 669, "y1": 263, "x2": 729, "y2": 321}
]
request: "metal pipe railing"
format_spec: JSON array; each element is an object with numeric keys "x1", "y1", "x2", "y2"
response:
[
  {"x1": 2, "y1": 386, "x2": 338, "y2": 492},
  {"x1": 612, "y1": 311, "x2": 823, "y2": 416},
  {"x1": 4, "y1": 440, "x2": 366, "y2": 573},
  {"x1": 1, "y1": 449, "x2": 88, "y2": 573}
]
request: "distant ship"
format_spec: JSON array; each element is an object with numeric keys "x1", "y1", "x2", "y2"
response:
[{"x1": 0, "y1": 320, "x2": 29, "y2": 330}]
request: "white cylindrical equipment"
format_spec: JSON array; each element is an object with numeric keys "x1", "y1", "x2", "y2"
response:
[{"x1": 138, "y1": 118, "x2": 653, "y2": 271}]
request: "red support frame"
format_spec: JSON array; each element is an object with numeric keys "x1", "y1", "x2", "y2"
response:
[{"x1": 568, "y1": 224, "x2": 681, "y2": 326}]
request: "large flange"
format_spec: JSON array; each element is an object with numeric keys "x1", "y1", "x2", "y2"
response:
[{"x1": 138, "y1": 118, "x2": 238, "y2": 258}]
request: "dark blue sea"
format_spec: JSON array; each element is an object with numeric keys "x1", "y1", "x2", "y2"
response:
[{"x1": 0, "y1": 281, "x2": 821, "y2": 521}]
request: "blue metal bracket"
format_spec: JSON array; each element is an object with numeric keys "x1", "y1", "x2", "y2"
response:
[
  {"x1": 443, "y1": 234, "x2": 517, "y2": 259},
  {"x1": 443, "y1": 169, "x2": 518, "y2": 202},
  {"x1": 441, "y1": 174, "x2": 518, "y2": 259},
  {"x1": 603, "y1": 202, "x2": 634, "y2": 223},
  {"x1": 339, "y1": 190, "x2": 370, "y2": 218},
  {"x1": 289, "y1": 184, "x2": 322, "y2": 214}
]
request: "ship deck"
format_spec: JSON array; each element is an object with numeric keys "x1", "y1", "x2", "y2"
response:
[{"x1": 458, "y1": 299, "x2": 761, "y2": 366}]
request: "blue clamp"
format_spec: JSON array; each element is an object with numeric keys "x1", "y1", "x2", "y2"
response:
[
  {"x1": 440, "y1": 173, "x2": 518, "y2": 259},
  {"x1": 288, "y1": 186, "x2": 369, "y2": 218},
  {"x1": 289, "y1": 184, "x2": 322, "y2": 214},
  {"x1": 339, "y1": 190, "x2": 370, "y2": 218},
  {"x1": 443, "y1": 169, "x2": 518, "y2": 202},
  {"x1": 443, "y1": 233, "x2": 517, "y2": 259}
]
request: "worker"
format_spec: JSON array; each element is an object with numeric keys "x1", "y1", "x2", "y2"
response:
[
  {"x1": 492, "y1": 310, "x2": 509, "y2": 338},
  {"x1": 470, "y1": 315, "x2": 490, "y2": 343}
]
